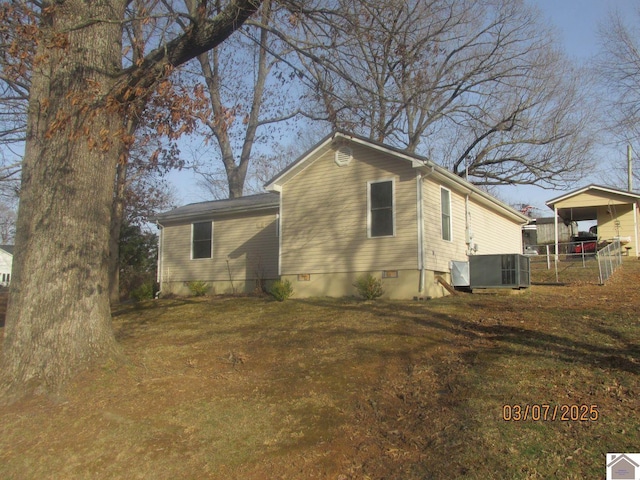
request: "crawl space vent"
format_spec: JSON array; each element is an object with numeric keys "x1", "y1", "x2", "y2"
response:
[{"x1": 335, "y1": 146, "x2": 353, "y2": 166}]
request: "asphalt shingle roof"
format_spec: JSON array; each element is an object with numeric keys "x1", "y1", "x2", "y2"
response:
[{"x1": 154, "y1": 192, "x2": 279, "y2": 223}]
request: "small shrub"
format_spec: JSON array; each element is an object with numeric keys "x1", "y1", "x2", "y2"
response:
[
  {"x1": 187, "y1": 280, "x2": 210, "y2": 297},
  {"x1": 353, "y1": 274, "x2": 384, "y2": 300},
  {"x1": 269, "y1": 279, "x2": 293, "y2": 301},
  {"x1": 131, "y1": 282, "x2": 156, "y2": 301}
]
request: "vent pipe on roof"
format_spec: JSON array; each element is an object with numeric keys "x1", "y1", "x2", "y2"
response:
[{"x1": 628, "y1": 144, "x2": 633, "y2": 192}]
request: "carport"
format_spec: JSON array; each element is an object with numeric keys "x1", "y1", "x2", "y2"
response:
[{"x1": 545, "y1": 185, "x2": 640, "y2": 258}]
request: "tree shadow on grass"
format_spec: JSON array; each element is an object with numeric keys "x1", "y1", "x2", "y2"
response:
[
  {"x1": 290, "y1": 296, "x2": 637, "y2": 478},
  {"x1": 296, "y1": 297, "x2": 640, "y2": 375}
]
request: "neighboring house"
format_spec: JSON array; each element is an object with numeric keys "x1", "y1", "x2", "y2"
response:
[
  {"x1": 156, "y1": 132, "x2": 529, "y2": 298},
  {"x1": 522, "y1": 217, "x2": 577, "y2": 248},
  {"x1": 0, "y1": 245, "x2": 13, "y2": 286},
  {"x1": 546, "y1": 185, "x2": 640, "y2": 257}
]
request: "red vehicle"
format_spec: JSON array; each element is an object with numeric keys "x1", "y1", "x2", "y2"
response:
[{"x1": 571, "y1": 236, "x2": 597, "y2": 254}]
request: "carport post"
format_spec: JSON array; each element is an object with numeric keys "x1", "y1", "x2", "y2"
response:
[{"x1": 635, "y1": 201, "x2": 639, "y2": 257}]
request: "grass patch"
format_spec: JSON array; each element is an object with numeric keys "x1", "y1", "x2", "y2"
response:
[{"x1": 1, "y1": 262, "x2": 639, "y2": 478}]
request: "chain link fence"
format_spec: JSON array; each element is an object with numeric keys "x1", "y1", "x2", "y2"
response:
[
  {"x1": 525, "y1": 239, "x2": 624, "y2": 285},
  {"x1": 596, "y1": 239, "x2": 623, "y2": 284}
]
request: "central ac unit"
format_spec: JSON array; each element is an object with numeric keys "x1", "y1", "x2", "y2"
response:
[{"x1": 469, "y1": 254, "x2": 530, "y2": 289}]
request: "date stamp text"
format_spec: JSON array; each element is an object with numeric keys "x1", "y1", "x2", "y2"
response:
[{"x1": 502, "y1": 404, "x2": 599, "y2": 422}]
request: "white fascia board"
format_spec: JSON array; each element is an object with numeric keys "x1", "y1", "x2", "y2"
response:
[{"x1": 546, "y1": 184, "x2": 640, "y2": 207}]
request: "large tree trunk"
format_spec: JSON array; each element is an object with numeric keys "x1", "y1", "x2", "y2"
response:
[
  {"x1": 1, "y1": 1, "x2": 126, "y2": 400},
  {"x1": 1, "y1": 0, "x2": 262, "y2": 402}
]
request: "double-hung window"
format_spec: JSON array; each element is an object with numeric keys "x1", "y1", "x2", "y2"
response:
[
  {"x1": 192, "y1": 221, "x2": 213, "y2": 259},
  {"x1": 441, "y1": 188, "x2": 452, "y2": 241},
  {"x1": 368, "y1": 180, "x2": 395, "y2": 237}
]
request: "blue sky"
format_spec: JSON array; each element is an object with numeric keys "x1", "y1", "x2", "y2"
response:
[
  {"x1": 498, "y1": 0, "x2": 637, "y2": 215},
  {"x1": 168, "y1": 0, "x2": 637, "y2": 216},
  {"x1": 533, "y1": 0, "x2": 614, "y2": 60}
]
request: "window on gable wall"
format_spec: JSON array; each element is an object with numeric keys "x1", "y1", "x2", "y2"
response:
[
  {"x1": 192, "y1": 221, "x2": 213, "y2": 259},
  {"x1": 441, "y1": 188, "x2": 452, "y2": 241},
  {"x1": 369, "y1": 180, "x2": 395, "y2": 237}
]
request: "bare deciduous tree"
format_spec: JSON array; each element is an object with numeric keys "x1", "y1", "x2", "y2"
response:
[
  {"x1": 185, "y1": 0, "x2": 304, "y2": 199},
  {"x1": 596, "y1": 7, "x2": 640, "y2": 191},
  {"x1": 292, "y1": 0, "x2": 596, "y2": 188},
  {"x1": 195, "y1": 138, "x2": 308, "y2": 198}
]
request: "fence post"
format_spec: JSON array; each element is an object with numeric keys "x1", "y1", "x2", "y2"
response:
[{"x1": 546, "y1": 244, "x2": 551, "y2": 270}]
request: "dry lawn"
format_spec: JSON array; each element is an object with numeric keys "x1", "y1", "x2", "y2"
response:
[{"x1": 1, "y1": 261, "x2": 639, "y2": 479}]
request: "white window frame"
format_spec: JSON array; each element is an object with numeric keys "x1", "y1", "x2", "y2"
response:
[
  {"x1": 367, "y1": 178, "x2": 396, "y2": 238},
  {"x1": 191, "y1": 221, "x2": 213, "y2": 259},
  {"x1": 440, "y1": 187, "x2": 452, "y2": 242}
]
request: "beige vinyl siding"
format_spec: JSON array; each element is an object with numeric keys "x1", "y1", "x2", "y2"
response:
[
  {"x1": 422, "y1": 177, "x2": 467, "y2": 272},
  {"x1": 161, "y1": 210, "x2": 279, "y2": 283},
  {"x1": 468, "y1": 201, "x2": 523, "y2": 255},
  {"x1": 554, "y1": 190, "x2": 633, "y2": 208},
  {"x1": 280, "y1": 144, "x2": 418, "y2": 274},
  {"x1": 422, "y1": 177, "x2": 524, "y2": 272},
  {"x1": 597, "y1": 204, "x2": 637, "y2": 255}
]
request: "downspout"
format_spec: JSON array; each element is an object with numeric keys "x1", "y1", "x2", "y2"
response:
[
  {"x1": 277, "y1": 194, "x2": 283, "y2": 277},
  {"x1": 155, "y1": 221, "x2": 164, "y2": 298},
  {"x1": 465, "y1": 194, "x2": 474, "y2": 255},
  {"x1": 416, "y1": 174, "x2": 425, "y2": 293},
  {"x1": 416, "y1": 165, "x2": 435, "y2": 294},
  {"x1": 554, "y1": 207, "x2": 559, "y2": 281},
  {"x1": 634, "y1": 201, "x2": 639, "y2": 258}
]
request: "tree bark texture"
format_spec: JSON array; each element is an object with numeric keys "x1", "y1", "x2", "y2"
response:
[{"x1": 1, "y1": 1, "x2": 126, "y2": 398}]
